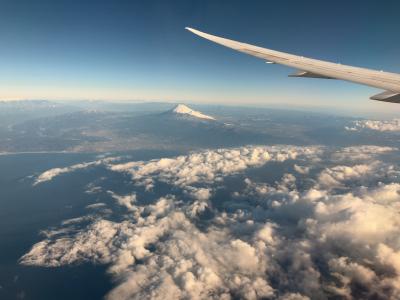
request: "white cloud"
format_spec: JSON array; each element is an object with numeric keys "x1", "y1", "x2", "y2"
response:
[
  {"x1": 294, "y1": 164, "x2": 310, "y2": 175},
  {"x1": 108, "y1": 146, "x2": 322, "y2": 190},
  {"x1": 34, "y1": 163, "x2": 91, "y2": 185},
  {"x1": 33, "y1": 157, "x2": 119, "y2": 185},
  {"x1": 184, "y1": 187, "x2": 212, "y2": 201},
  {"x1": 317, "y1": 161, "x2": 383, "y2": 188},
  {"x1": 346, "y1": 119, "x2": 400, "y2": 132},
  {"x1": 108, "y1": 191, "x2": 137, "y2": 212},
  {"x1": 330, "y1": 145, "x2": 396, "y2": 162},
  {"x1": 85, "y1": 203, "x2": 107, "y2": 209},
  {"x1": 85, "y1": 183, "x2": 102, "y2": 194},
  {"x1": 20, "y1": 145, "x2": 400, "y2": 299}
]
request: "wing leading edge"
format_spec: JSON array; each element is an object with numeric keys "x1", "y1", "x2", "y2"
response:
[{"x1": 186, "y1": 27, "x2": 400, "y2": 103}]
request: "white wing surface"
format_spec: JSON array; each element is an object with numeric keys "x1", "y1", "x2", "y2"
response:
[{"x1": 186, "y1": 27, "x2": 400, "y2": 103}]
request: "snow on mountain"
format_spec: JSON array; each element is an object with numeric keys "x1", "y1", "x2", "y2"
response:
[{"x1": 170, "y1": 104, "x2": 215, "y2": 120}]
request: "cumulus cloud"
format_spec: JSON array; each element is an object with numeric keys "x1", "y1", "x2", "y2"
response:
[
  {"x1": 108, "y1": 146, "x2": 321, "y2": 190},
  {"x1": 293, "y1": 164, "x2": 310, "y2": 175},
  {"x1": 317, "y1": 161, "x2": 386, "y2": 188},
  {"x1": 346, "y1": 119, "x2": 400, "y2": 132},
  {"x1": 20, "y1": 145, "x2": 400, "y2": 299},
  {"x1": 329, "y1": 145, "x2": 395, "y2": 162},
  {"x1": 108, "y1": 191, "x2": 137, "y2": 212}
]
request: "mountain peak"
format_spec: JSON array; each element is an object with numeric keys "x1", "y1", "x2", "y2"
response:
[
  {"x1": 171, "y1": 104, "x2": 215, "y2": 120},
  {"x1": 172, "y1": 104, "x2": 193, "y2": 114}
]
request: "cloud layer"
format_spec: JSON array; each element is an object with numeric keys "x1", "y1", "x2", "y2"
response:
[{"x1": 22, "y1": 145, "x2": 400, "y2": 299}]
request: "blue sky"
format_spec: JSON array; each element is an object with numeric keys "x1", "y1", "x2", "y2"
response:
[{"x1": 1, "y1": 0, "x2": 400, "y2": 115}]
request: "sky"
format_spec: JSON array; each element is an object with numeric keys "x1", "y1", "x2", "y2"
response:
[{"x1": 1, "y1": 0, "x2": 400, "y2": 115}]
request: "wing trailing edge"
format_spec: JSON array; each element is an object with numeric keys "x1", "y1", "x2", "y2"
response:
[{"x1": 370, "y1": 91, "x2": 400, "y2": 103}]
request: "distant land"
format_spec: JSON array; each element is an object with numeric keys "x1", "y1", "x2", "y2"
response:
[{"x1": 0, "y1": 100, "x2": 397, "y2": 154}]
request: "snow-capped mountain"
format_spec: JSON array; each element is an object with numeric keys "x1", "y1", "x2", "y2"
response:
[{"x1": 169, "y1": 104, "x2": 215, "y2": 120}]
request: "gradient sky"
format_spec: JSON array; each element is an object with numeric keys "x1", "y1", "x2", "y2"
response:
[{"x1": 1, "y1": 0, "x2": 400, "y2": 115}]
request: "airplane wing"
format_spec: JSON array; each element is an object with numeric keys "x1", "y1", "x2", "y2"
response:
[{"x1": 186, "y1": 27, "x2": 400, "y2": 103}]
